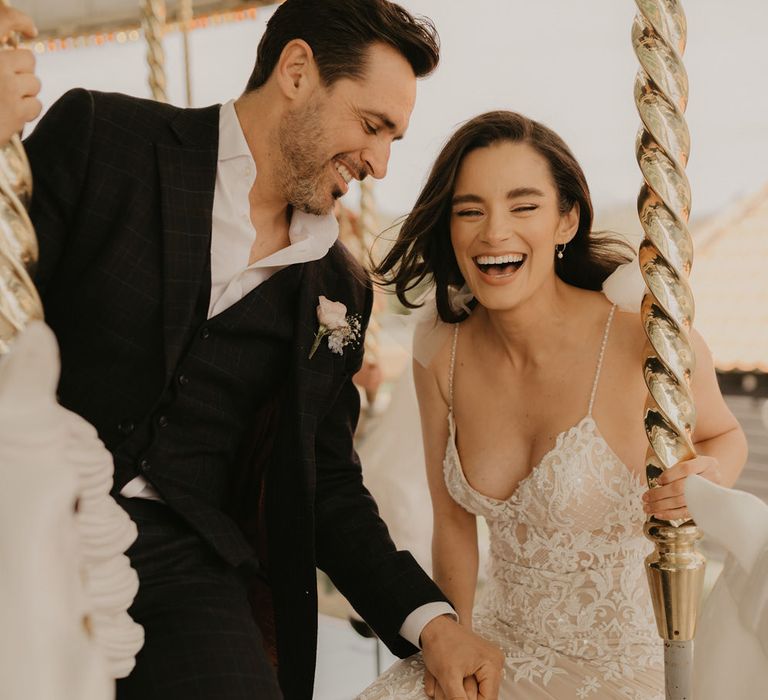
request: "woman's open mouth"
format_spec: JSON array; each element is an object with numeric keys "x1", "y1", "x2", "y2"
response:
[{"x1": 473, "y1": 253, "x2": 527, "y2": 278}]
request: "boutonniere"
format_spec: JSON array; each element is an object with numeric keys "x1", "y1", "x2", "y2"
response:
[{"x1": 309, "y1": 296, "x2": 362, "y2": 359}]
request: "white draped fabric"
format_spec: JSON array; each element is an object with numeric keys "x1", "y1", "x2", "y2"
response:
[
  {"x1": 0, "y1": 322, "x2": 143, "y2": 699},
  {"x1": 687, "y1": 475, "x2": 768, "y2": 700}
]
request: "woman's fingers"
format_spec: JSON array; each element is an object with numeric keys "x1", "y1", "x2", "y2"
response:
[{"x1": 642, "y1": 455, "x2": 721, "y2": 518}]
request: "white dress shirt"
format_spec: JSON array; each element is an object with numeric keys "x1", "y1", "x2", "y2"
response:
[
  {"x1": 121, "y1": 99, "x2": 337, "y2": 501},
  {"x1": 120, "y1": 99, "x2": 453, "y2": 647},
  {"x1": 207, "y1": 100, "x2": 339, "y2": 318}
]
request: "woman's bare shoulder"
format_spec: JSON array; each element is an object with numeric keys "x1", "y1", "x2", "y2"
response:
[
  {"x1": 611, "y1": 307, "x2": 646, "y2": 354},
  {"x1": 412, "y1": 318, "x2": 454, "y2": 404}
]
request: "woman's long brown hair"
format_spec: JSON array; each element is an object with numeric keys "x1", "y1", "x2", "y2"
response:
[{"x1": 374, "y1": 111, "x2": 633, "y2": 323}]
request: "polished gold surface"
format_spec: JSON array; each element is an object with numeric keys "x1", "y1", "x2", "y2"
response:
[
  {"x1": 358, "y1": 179, "x2": 379, "y2": 244},
  {"x1": 0, "y1": 246, "x2": 42, "y2": 355},
  {"x1": 0, "y1": 163, "x2": 37, "y2": 270},
  {"x1": 0, "y1": 140, "x2": 32, "y2": 206},
  {"x1": 141, "y1": 0, "x2": 168, "y2": 103},
  {"x1": 0, "y1": 0, "x2": 43, "y2": 354},
  {"x1": 644, "y1": 520, "x2": 705, "y2": 640},
  {"x1": 634, "y1": 0, "x2": 706, "y2": 695}
]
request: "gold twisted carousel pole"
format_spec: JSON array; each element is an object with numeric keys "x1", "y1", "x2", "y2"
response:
[
  {"x1": 357, "y1": 178, "x2": 383, "y2": 406},
  {"x1": 179, "y1": 0, "x2": 193, "y2": 107},
  {"x1": 633, "y1": 1, "x2": 706, "y2": 697},
  {"x1": 358, "y1": 178, "x2": 379, "y2": 246},
  {"x1": 140, "y1": 0, "x2": 168, "y2": 102},
  {"x1": 0, "y1": 0, "x2": 43, "y2": 356}
]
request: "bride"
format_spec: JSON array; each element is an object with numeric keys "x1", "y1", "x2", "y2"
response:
[{"x1": 359, "y1": 111, "x2": 747, "y2": 699}]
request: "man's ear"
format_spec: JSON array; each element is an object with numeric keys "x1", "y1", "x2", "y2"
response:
[
  {"x1": 274, "y1": 39, "x2": 318, "y2": 100},
  {"x1": 557, "y1": 202, "x2": 580, "y2": 244}
]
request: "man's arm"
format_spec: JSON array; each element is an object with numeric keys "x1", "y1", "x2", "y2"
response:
[
  {"x1": 24, "y1": 88, "x2": 95, "y2": 294},
  {"x1": 313, "y1": 285, "x2": 503, "y2": 699},
  {"x1": 0, "y1": 6, "x2": 40, "y2": 145},
  {"x1": 313, "y1": 338, "x2": 448, "y2": 656}
]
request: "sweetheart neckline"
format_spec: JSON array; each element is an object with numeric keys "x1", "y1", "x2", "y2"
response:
[{"x1": 445, "y1": 411, "x2": 643, "y2": 506}]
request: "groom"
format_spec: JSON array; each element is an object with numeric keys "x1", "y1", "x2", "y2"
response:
[{"x1": 21, "y1": 1, "x2": 503, "y2": 699}]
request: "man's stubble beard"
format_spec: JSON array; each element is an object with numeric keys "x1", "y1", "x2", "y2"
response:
[{"x1": 276, "y1": 98, "x2": 342, "y2": 216}]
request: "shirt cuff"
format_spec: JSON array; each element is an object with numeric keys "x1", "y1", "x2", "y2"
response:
[
  {"x1": 399, "y1": 602, "x2": 458, "y2": 649},
  {"x1": 119, "y1": 476, "x2": 164, "y2": 501}
]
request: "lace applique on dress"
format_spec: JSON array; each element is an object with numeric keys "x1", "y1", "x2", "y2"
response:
[{"x1": 359, "y1": 305, "x2": 663, "y2": 700}]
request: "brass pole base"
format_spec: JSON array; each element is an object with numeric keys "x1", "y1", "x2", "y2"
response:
[{"x1": 644, "y1": 520, "x2": 705, "y2": 641}]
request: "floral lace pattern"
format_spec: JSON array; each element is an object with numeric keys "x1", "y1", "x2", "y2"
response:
[{"x1": 359, "y1": 307, "x2": 664, "y2": 699}]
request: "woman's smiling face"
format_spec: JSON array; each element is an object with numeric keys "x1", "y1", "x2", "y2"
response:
[{"x1": 449, "y1": 140, "x2": 579, "y2": 312}]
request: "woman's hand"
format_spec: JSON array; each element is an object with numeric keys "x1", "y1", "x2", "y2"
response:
[
  {"x1": 420, "y1": 615, "x2": 503, "y2": 700},
  {"x1": 424, "y1": 669, "x2": 480, "y2": 700},
  {"x1": 642, "y1": 455, "x2": 723, "y2": 521}
]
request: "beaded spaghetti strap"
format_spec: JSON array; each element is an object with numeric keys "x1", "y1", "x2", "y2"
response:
[
  {"x1": 588, "y1": 304, "x2": 617, "y2": 416},
  {"x1": 448, "y1": 323, "x2": 459, "y2": 411}
]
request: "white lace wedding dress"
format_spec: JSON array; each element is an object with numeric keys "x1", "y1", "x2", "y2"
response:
[{"x1": 359, "y1": 305, "x2": 664, "y2": 699}]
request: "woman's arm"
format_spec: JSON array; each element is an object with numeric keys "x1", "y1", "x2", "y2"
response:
[
  {"x1": 413, "y1": 356, "x2": 479, "y2": 628},
  {"x1": 643, "y1": 328, "x2": 748, "y2": 520},
  {"x1": 688, "y1": 329, "x2": 748, "y2": 486}
]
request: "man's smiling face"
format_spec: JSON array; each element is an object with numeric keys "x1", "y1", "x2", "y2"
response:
[{"x1": 276, "y1": 41, "x2": 417, "y2": 215}]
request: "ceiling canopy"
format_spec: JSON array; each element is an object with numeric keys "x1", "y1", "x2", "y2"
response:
[{"x1": 13, "y1": 1, "x2": 275, "y2": 38}]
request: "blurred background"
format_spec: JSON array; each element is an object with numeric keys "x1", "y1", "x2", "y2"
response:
[{"x1": 15, "y1": 0, "x2": 768, "y2": 696}]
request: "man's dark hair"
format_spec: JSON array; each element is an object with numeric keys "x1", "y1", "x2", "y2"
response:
[{"x1": 245, "y1": 0, "x2": 440, "y2": 91}]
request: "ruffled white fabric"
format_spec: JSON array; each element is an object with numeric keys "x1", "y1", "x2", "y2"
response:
[
  {"x1": 601, "y1": 259, "x2": 646, "y2": 313},
  {"x1": 68, "y1": 412, "x2": 145, "y2": 678},
  {"x1": 411, "y1": 284, "x2": 472, "y2": 369},
  {"x1": 0, "y1": 322, "x2": 143, "y2": 699}
]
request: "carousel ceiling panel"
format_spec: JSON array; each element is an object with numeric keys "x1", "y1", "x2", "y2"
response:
[{"x1": 12, "y1": 0, "x2": 276, "y2": 37}]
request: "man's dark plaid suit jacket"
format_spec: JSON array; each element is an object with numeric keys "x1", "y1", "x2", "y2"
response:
[{"x1": 25, "y1": 88, "x2": 447, "y2": 700}]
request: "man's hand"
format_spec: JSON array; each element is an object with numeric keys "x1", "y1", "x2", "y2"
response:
[
  {"x1": 0, "y1": 5, "x2": 41, "y2": 145},
  {"x1": 420, "y1": 615, "x2": 504, "y2": 700}
]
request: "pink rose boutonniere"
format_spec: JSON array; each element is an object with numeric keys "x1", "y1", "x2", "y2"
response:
[{"x1": 308, "y1": 296, "x2": 362, "y2": 359}]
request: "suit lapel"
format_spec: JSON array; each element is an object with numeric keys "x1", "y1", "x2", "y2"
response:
[
  {"x1": 157, "y1": 104, "x2": 220, "y2": 380},
  {"x1": 289, "y1": 255, "x2": 341, "y2": 482},
  {"x1": 293, "y1": 256, "x2": 340, "y2": 409}
]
